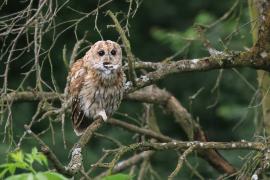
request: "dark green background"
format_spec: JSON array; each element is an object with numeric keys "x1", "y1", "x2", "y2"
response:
[{"x1": 0, "y1": 0, "x2": 258, "y2": 179}]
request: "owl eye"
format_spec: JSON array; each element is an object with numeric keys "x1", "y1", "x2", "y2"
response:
[
  {"x1": 98, "y1": 50, "x2": 105, "y2": 56},
  {"x1": 111, "y1": 49, "x2": 116, "y2": 56}
]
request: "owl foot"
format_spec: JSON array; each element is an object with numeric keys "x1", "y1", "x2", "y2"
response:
[{"x1": 96, "y1": 110, "x2": 107, "y2": 122}]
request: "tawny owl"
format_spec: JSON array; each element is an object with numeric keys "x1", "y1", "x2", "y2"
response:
[{"x1": 68, "y1": 40, "x2": 125, "y2": 136}]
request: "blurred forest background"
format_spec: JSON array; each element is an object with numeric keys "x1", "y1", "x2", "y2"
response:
[{"x1": 0, "y1": 0, "x2": 265, "y2": 179}]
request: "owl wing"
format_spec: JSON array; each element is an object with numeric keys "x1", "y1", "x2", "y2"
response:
[{"x1": 68, "y1": 59, "x2": 88, "y2": 136}]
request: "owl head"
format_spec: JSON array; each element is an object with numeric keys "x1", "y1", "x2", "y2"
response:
[{"x1": 84, "y1": 40, "x2": 122, "y2": 75}]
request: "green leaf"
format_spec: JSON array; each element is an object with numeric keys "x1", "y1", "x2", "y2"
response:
[
  {"x1": 5, "y1": 173, "x2": 34, "y2": 180},
  {"x1": 13, "y1": 162, "x2": 28, "y2": 170},
  {"x1": 194, "y1": 12, "x2": 215, "y2": 25},
  {"x1": 102, "y1": 173, "x2": 132, "y2": 180},
  {"x1": 0, "y1": 163, "x2": 16, "y2": 174},
  {"x1": 6, "y1": 164, "x2": 17, "y2": 175},
  {"x1": 39, "y1": 154, "x2": 48, "y2": 167},
  {"x1": 1, "y1": 162, "x2": 28, "y2": 175},
  {"x1": 25, "y1": 154, "x2": 34, "y2": 165},
  {"x1": 31, "y1": 147, "x2": 38, "y2": 156},
  {"x1": 0, "y1": 168, "x2": 8, "y2": 178},
  {"x1": 0, "y1": 163, "x2": 12, "y2": 168},
  {"x1": 10, "y1": 151, "x2": 24, "y2": 163},
  {"x1": 36, "y1": 171, "x2": 68, "y2": 180},
  {"x1": 28, "y1": 147, "x2": 48, "y2": 167},
  {"x1": 34, "y1": 153, "x2": 48, "y2": 167},
  {"x1": 5, "y1": 172, "x2": 68, "y2": 180}
]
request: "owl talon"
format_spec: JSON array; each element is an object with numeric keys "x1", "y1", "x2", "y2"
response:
[{"x1": 96, "y1": 110, "x2": 107, "y2": 122}]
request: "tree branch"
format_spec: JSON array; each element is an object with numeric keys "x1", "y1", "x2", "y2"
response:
[
  {"x1": 108, "y1": 118, "x2": 172, "y2": 142},
  {"x1": 95, "y1": 151, "x2": 154, "y2": 179},
  {"x1": 1, "y1": 91, "x2": 62, "y2": 103},
  {"x1": 168, "y1": 146, "x2": 195, "y2": 179},
  {"x1": 91, "y1": 141, "x2": 265, "y2": 157},
  {"x1": 2, "y1": 50, "x2": 270, "y2": 103},
  {"x1": 127, "y1": 86, "x2": 237, "y2": 174},
  {"x1": 2, "y1": 42, "x2": 270, "y2": 177},
  {"x1": 67, "y1": 118, "x2": 104, "y2": 174},
  {"x1": 126, "y1": 51, "x2": 270, "y2": 93},
  {"x1": 24, "y1": 125, "x2": 73, "y2": 177}
]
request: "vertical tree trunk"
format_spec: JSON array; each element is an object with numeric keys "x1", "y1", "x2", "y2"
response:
[{"x1": 249, "y1": 0, "x2": 270, "y2": 135}]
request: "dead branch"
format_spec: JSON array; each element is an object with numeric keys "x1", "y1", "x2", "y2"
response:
[
  {"x1": 95, "y1": 151, "x2": 154, "y2": 179},
  {"x1": 113, "y1": 141, "x2": 265, "y2": 152},
  {"x1": 168, "y1": 146, "x2": 195, "y2": 179}
]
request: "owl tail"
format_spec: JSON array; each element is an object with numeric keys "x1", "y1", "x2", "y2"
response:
[
  {"x1": 73, "y1": 117, "x2": 91, "y2": 136},
  {"x1": 72, "y1": 102, "x2": 92, "y2": 136}
]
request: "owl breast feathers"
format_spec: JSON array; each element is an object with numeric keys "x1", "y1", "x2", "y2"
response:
[{"x1": 68, "y1": 40, "x2": 126, "y2": 136}]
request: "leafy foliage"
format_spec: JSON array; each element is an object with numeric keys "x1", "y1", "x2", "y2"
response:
[
  {"x1": 0, "y1": 147, "x2": 66, "y2": 180},
  {"x1": 6, "y1": 172, "x2": 67, "y2": 180}
]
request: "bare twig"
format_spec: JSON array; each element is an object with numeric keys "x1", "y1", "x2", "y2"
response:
[
  {"x1": 95, "y1": 151, "x2": 154, "y2": 179},
  {"x1": 168, "y1": 146, "x2": 195, "y2": 179},
  {"x1": 109, "y1": 118, "x2": 172, "y2": 142},
  {"x1": 107, "y1": 10, "x2": 137, "y2": 85}
]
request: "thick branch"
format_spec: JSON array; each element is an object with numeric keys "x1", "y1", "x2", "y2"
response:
[
  {"x1": 127, "y1": 51, "x2": 270, "y2": 93},
  {"x1": 1, "y1": 91, "x2": 62, "y2": 103},
  {"x1": 2, "y1": 51, "x2": 269, "y2": 103},
  {"x1": 88, "y1": 140, "x2": 264, "y2": 178},
  {"x1": 104, "y1": 141, "x2": 265, "y2": 153},
  {"x1": 127, "y1": 86, "x2": 237, "y2": 174},
  {"x1": 67, "y1": 118, "x2": 104, "y2": 174}
]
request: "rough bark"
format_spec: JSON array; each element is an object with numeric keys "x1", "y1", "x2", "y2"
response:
[{"x1": 249, "y1": 0, "x2": 270, "y2": 134}]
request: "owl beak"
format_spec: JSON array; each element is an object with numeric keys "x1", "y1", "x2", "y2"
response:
[{"x1": 103, "y1": 62, "x2": 113, "y2": 69}]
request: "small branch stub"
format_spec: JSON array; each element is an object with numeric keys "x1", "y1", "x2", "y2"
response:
[{"x1": 67, "y1": 147, "x2": 82, "y2": 174}]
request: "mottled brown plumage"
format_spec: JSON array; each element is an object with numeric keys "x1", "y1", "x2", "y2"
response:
[{"x1": 68, "y1": 40, "x2": 125, "y2": 136}]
